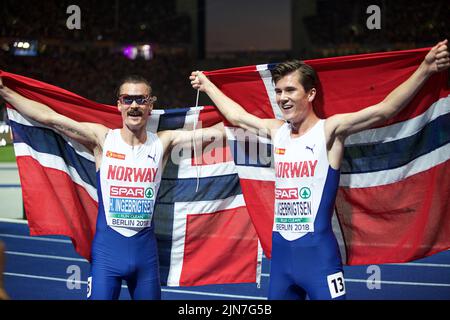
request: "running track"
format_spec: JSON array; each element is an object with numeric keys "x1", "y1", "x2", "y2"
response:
[{"x1": 1, "y1": 219, "x2": 450, "y2": 300}]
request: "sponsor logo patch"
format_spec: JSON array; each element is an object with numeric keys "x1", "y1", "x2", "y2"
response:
[
  {"x1": 299, "y1": 187, "x2": 311, "y2": 199},
  {"x1": 110, "y1": 186, "x2": 144, "y2": 198},
  {"x1": 275, "y1": 188, "x2": 298, "y2": 200},
  {"x1": 106, "y1": 151, "x2": 126, "y2": 160}
]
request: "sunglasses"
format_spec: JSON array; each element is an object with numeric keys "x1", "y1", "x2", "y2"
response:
[{"x1": 118, "y1": 94, "x2": 152, "y2": 105}]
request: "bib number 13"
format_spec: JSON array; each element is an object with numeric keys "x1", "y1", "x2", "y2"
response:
[{"x1": 327, "y1": 272, "x2": 346, "y2": 299}]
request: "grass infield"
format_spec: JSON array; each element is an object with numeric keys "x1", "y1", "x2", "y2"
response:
[{"x1": 0, "y1": 145, "x2": 16, "y2": 162}]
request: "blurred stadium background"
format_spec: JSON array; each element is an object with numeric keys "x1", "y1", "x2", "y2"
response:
[
  {"x1": 0, "y1": 0, "x2": 448, "y2": 301},
  {"x1": 0, "y1": 0, "x2": 447, "y2": 107},
  {"x1": 0, "y1": 0, "x2": 448, "y2": 208}
]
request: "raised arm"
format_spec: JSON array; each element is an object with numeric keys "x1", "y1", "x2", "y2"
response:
[
  {"x1": 0, "y1": 77, "x2": 108, "y2": 150},
  {"x1": 328, "y1": 40, "x2": 450, "y2": 139},
  {"x1": 157, "y1": 122, "x2": 226, "y2": 157},
  {"x1": 190, "y1": 71, "x2": 283, "y2": 137}
]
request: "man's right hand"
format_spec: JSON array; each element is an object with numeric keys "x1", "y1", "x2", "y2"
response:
[
  {"x1": 189, "y1": 71, "x2": 210, "y2": 92},
  {"x1": 188, "y1": 69, "x2": 283, "y2": 135}
]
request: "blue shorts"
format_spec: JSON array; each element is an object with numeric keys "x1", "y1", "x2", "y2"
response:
[
  {"x1": 268, "y1": 231, "x2": 346, "y2": 300},
  {"x1": 88, "y1": 210, "x2": 161, "y2": 300}
]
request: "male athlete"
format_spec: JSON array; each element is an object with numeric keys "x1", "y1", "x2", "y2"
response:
[
  {"x1": 191, "y1": 40, "x2": 450, "y2": 299},
  {"x1": 0, "y1": 75, "x2": 221, "y2": 300}
]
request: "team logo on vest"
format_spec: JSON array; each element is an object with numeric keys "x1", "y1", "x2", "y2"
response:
[
  {"x1": 299, "y1": 187, "x2": 311, "y2": 199},
  {"x1": 305, "y1": 144, "x2": 315, "y2": 155},
  {"x1": 275, "y1": 148, "x2": 286, "y2": 155},
  {"x1": 106, "y1": 151, "x2": 126, "y2": 160},
  {"x1": 148, "y1": 153, "x2": 157, "y2": 163},
  {"x1": 145, "y1": 187, "x2": 154, "y2": 199}
]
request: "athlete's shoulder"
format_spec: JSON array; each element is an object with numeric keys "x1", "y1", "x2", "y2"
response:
[
  {"x1": 154, "y1": 130, "x2": 170, "y2": 142},
  {"x1": 154, "y1": 130, "x2": 172, "y2": 152},
  {"x1": 273, "y1": 121, "x2": 290, "y2": 138}
]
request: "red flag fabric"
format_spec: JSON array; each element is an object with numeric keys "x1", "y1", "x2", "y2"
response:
[
  {"x1": 3, "y1": 46, "x2": 449, "y2": 276},
  {"x1": 2, "y1": 70, "x2": 262, "y2": 286},
  {"x1": 205, "y1": 47, "x2": 450, "y2": 264}
]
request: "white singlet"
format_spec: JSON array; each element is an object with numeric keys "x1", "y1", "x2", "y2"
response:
[
  {"x1": 272, "y1": 119, "x2": 333, "y2": 241},
  {"x1": 98, "y1": 129, "x2": 163, "y2": 237}
]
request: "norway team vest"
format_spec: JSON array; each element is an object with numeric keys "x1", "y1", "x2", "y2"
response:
[
  {"x1": 99, "y1": 129, "x2": 163, "y2": 237},
  {"x1": 273, "y1": 120, "x2": 336, "y2": 241}
]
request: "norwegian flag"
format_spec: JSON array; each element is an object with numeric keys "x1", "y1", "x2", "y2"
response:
[
  {"x1": 2, "y1": 45, "x2": 450, "y2": 284},
  {"x1": 205, "y1": 46, "x2": 450, "y2": 265},
  {"x1": 2, "y1": 70, "x2": 262, "y2": 286}
]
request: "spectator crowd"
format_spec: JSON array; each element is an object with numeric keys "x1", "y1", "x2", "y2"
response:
[{"x1": 0, "y1": 0, "x2": 447, "y2": 110}]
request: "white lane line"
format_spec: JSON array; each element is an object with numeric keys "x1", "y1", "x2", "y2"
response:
[
  {"x1": 6, "y1": 251, "x2": 87, "y2": 262},
  {"x1": 260, "y1": 273, "x2": 450, "y2": 287},
  {"x1": 345, "y1": 279, "x2": 450, "y2": 288},
  {"x1": 162, "y1": 289, "x2": 266, "y2": 300},
  {"x1": 0, "y1": 233, "x2": 72, "y2": 243},
  {"x1": 3, "y1": 272, "x2": 267, "y2": 300},
  {"x1": 6, "y1": 251, "x2": 450, "y2": 289},
  {"x1": 387, "y1": 262, "x2": 450, "y2": 268},
  {"x1": 6, "y1": 250, "x2": 450, "y2": 270},
  {"x1": 4, "y1": 272, "x2": 85, "y2": 284},
  {"x1": 0, "y1": 218, "x2": 28, "y2": 224}
]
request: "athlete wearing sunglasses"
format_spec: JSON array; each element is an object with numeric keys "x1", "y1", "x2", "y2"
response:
[
  {"x1": 0, "y1": 74, "x2": 224, "y2": 300},
  {"x1": 118, "y1": 94, "x2": 155, "y2": 105}
]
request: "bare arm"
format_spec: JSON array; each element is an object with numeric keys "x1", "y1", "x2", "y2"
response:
[
  {"x1": 190, "y1": 71, "x2": 283, "y2": 137},
  {"x1": 329, "y1": 40, "x2": 450, "y2": 139},
  {"x1": 158, "y1": 122, "x2": 227, "y2": 155},
  {"x1": 0, "y1": 77, "x2": 108, "y2": 149},
  {"x1": 170, "y1": 123, "x2": 225, "y2": 147}
]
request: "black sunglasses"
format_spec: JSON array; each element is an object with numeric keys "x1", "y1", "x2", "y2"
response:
[{"x1": 118, "y1": 94, "x2": 152, "y2": 105}]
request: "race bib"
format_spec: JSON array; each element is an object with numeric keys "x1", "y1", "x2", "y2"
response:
[
  {"x1": 274, "y1": 186, "x2": 314, "y2": 233},
  {"x1": 327, "y1": 272, "x2": 346, "y2": 299}
]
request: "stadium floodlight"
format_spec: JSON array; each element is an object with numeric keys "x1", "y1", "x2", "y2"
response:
[
  {"x1": 123, "y1": 45, "x2": 138, "y2": 60},
  {"x1": 140, "y1": 44, "x2": 153, "y2": 60},
  {"x1": 122, "y1": 44, "x2": 153, "y2": 60},
  {"x1": 11, "y1": 40, "x2": 38, "y2": 56}
]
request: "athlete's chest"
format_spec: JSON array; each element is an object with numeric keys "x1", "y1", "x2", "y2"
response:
[
  {"x1": 274, "y1": 134, "x2": 327, "y2": 180},
  {"x1": 101, "y1": 133, "x2": 162, "y2": 184}
]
